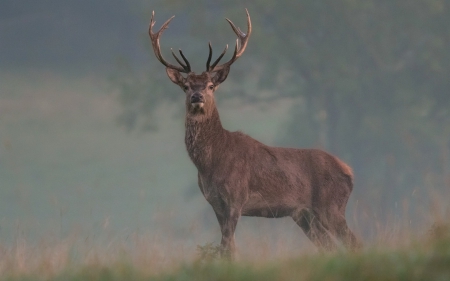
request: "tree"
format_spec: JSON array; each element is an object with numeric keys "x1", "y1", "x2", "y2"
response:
[{"x1": 113, "y1": 0, "x2": 450, "y2": 223}]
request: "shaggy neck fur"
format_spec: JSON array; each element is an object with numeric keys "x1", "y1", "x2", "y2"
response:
[{"x1": 185, "y1": 102, "x2": 226, "y2": 172}]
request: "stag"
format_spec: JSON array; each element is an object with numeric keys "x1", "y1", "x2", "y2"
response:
[{"x1": 149, "y1": 9, "x2": 361, "y2": 259}]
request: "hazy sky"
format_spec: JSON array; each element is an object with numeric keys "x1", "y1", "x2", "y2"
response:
[{"x1": 0, "y1": 0, "x2": 149, "y2": 75}]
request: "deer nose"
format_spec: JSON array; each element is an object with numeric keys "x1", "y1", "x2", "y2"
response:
[{"x1": 190, "y1": 93, "x2": 204, "y2": 104}]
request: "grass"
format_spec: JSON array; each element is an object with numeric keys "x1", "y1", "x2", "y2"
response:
[
  {"x1": 1, "y1": 71, "x2": 450, "y2": 280},
  {"x1": 0, "y1": 222, "x2": 448, "y2": 281}
]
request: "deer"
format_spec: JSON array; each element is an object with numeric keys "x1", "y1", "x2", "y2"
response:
[{"x1": 149, "y1": 9, "x2": 361, "y2": 259}]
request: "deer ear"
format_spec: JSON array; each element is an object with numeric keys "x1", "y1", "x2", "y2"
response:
[
  {"x1": 166, "y1": 68, "x2": 185, "y2": 87},
  {"x1": 212, "y1": 66, "x2": 230, "y2": 86}
]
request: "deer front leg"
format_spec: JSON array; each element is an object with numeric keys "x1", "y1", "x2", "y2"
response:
[{"x1": 215, "y1": 207, "x2": 241, "y2": 260}]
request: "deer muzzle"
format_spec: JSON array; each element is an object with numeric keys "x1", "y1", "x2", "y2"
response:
[{"x1": 190, "y1": 93, "x2": 205, "y2": 108}]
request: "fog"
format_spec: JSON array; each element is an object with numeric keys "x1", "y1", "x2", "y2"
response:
[{"x1": 1, "y1": 0, "x2": 449, "y2": 253}]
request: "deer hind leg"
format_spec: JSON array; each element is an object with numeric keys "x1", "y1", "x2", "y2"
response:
[
  {"x1": 292, "y1": 209, "x2": 337, "y2": 251},
  {"x1": 214, "y1": 207, "x2": 241, "y2": 260},
  {"x1": 327, "y1": 214, "x2": 362, "y2": 251}
]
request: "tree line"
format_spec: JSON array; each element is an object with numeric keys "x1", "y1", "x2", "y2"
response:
[{"x1": 112, "y1": 0, "x2": 450, "y2": 224}]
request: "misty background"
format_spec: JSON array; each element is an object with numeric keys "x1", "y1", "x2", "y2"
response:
[{"x1": 0, "y1": 0, "x2": 449, "y2": 251}]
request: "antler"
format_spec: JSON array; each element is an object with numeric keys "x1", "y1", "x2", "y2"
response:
[
  {"x1": 206, "y1": 9, "x2": 252, "y2": 72},
  {"x1": 149, "y1": 11, "x2": 191, "y2": 73}
]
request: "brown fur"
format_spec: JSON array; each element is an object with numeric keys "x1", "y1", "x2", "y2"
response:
[
  {"x1": 163, "y1": 69, "x2": 361, "y2": 259},
  {"x1": 150, "y1": 11, "x2": 360, "y2": 259}
]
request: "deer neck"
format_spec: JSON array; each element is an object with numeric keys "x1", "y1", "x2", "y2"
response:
[{"x1": 185, "y1": 104, "x2": 226, "y2": 171}]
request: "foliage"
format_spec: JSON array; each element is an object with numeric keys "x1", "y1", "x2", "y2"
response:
[
  {"x1": 113, "y1": 0, "x2": 450, "y2": 221},
  {"x1": 196, "y1": 242, "x2": 221, "y2": 262}
]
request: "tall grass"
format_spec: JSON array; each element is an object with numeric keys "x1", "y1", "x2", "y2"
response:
[{"x1": 0, "y1": 218, "x2": 448, "y2": 281}]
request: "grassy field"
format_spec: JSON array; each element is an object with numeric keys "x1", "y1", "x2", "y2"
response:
[
  {"x1": 0, "y1": 221, "x2": 448, "y2": 280},
  {"x1": 1, "y1": 72, "x2": 449, "y2": 280}
]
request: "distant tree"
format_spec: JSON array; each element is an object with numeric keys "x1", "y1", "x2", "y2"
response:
[{"x1": 113, "y1": 0, "x2": 450, "y2": 222}]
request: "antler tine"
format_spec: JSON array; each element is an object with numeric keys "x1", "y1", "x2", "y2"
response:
[
  {"x1": 178, "y1": 49, "x2": 191, "y2": 70},
  {"x1": 206, "y1": 42, "x2": 213, "y2": 71},
  {"x1": 209, "y1": 9, "x2": 252, "y2": 73},
  {"x1": 206, "y1": 43, "x2": 229, "y2": 72},
  {"x1": 210, "y1": 44, "x2": 229, "y2": 71},
  {"x1": 171, "y1": 49, "x2": 191, "y2": 71},
  {"x1": 149, "y1": 11, "x2": 191, "y2": 73}
]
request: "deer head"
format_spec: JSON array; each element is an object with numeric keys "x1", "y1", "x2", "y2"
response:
[{"x1": 149, "y1": 9, "x2": 251, "y2": 119}]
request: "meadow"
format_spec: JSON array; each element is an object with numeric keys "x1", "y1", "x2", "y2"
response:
[
  {"x1": 1, "y1": 72, "x2": 449, "y2": 280},
  {"x1": 0, "y1": 219, "x2": 448, "y2": 280}
]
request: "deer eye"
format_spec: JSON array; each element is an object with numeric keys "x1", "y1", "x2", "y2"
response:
[
  {"x1": 183, "y1": 85, "x2": 189, "y2": 91},
  {"x1": 208, "y1": 85, "x2": 214, "y2": 90}
]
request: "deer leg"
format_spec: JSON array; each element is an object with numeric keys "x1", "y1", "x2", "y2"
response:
[
  {"x1": 293, "y1": 210, "x2": 336, "y2": 251},
  {"x1": 215, "y1": 207, "x2": 241, "y2": 260},
  {"x1": 328, "y1": 215, "x2": 362, "y2": 251}
]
